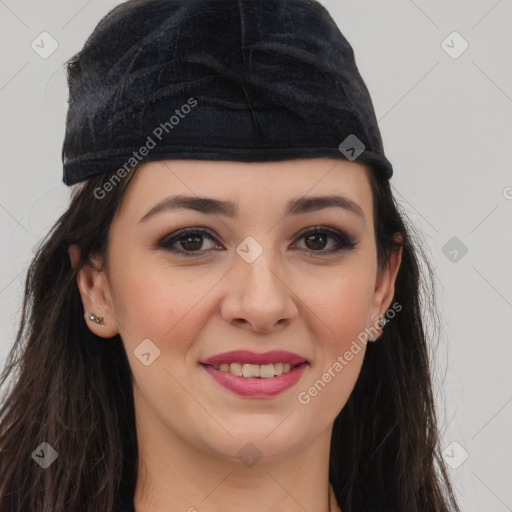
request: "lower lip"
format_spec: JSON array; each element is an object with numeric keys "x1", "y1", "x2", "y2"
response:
[{"x1": 201, "y1": 363, "x2": 308, "y2": 397}]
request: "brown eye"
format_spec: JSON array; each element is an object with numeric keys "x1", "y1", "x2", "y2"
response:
[
  {"x1": 179, "y1": 234, "x2": 204, "y2": 251},
  {"x1": 157, "y1": 228, "x2": 221, "y2": 257},
  {"x1": 293, "y1": 227, "x2": 357, "y2": 256},
  {"x1": 304, "y1": 232, "x2": 329, "y2": 250}
]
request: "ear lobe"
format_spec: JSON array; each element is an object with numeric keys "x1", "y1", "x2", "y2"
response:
[{"x1": 68, "y1": 244, "x2": 119, "y2": 338}]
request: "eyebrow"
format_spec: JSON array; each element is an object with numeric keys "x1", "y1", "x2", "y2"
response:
[{"x1": 139, "y1": 194, "x2": 365, "y2": 224}]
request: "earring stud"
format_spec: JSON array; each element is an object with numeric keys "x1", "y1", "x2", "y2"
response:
[
  {"x1": 368, "y1": 314, "x2": 387, "y2": 342},
  {"x1": 85, "y1": 313, "x2": 104, "y2": 326}
]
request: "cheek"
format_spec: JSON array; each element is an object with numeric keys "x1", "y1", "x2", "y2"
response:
[
  {"x1": 108, "y1": 258, "x2": 217, "y2": 352},
  {"x1": 306, "y1": 266, "x2": 375, "y2": 345},
  {"x1": 295, "y1": 268, "x2": 373, "y2": 414}
]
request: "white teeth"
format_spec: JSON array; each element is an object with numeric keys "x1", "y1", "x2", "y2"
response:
[
  {"x1": 210, "y1": 362, "x2": 299, "y2": 378},
  {"x1": 259, "y1": 364, "x2": 274, "y2": 379},
  {"x1": 229, "y1": 363, "x2": 243, "y2": 376},
  {"x1": 242, "y1": 364, "x2": 260, "y2": 378}
]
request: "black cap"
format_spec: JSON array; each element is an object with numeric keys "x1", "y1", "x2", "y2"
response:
[{"x1": 62, "y1": 0, "x2": 393, "y2": 186}]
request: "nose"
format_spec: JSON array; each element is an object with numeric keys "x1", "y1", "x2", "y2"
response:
[{"x1": 220, "y1": 248, "x2": 299, "y2": 334}]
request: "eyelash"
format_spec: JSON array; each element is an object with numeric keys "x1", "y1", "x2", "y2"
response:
[{"x1": 156, "y1": 226, "x2": 358, "y2": 258}]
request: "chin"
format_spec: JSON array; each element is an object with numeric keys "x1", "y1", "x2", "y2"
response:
[{"x1": 196, "y1": 423, "x2": 309, "y2": 463}]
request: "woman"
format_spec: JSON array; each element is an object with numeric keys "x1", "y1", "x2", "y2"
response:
[{"x1": 0, "y1": 1, "x2": 460, "y2": 511}]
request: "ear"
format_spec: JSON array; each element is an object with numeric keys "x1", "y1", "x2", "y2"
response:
[
  {"x1": 68, "y1": 244, "x2": 119, "y2": 338},
  {"x1": 369, "y1": 233, "x2": 403, "y2": 334}
]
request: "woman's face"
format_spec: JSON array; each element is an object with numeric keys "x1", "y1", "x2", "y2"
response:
[{"x1": 80, "y1": 157, "x2": 400, "y2": 462}]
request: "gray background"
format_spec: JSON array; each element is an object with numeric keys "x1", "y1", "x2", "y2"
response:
[{"x1": 1, "y1": 1, "x2": 511, "y2": 510}]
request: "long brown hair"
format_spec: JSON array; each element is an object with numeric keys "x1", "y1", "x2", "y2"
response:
[{"x1": 0, "y1": 161, "x2": 460, "y2": 511}]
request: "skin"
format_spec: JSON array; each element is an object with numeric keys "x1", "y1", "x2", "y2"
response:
[{"x1": 69, "y1": 157, "x2": 402, "y2": 512}]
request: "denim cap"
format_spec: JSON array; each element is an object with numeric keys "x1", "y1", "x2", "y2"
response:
[{"x1": 61, "y1": 0, "x2": 393, "y2": 186}]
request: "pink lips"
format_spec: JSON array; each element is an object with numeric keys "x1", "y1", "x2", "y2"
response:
[{"x1": 199, "y1": 350, "x2": 309, "y2": 398}]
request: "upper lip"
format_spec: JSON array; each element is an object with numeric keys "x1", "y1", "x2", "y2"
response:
[{"x1": 200, "y1": 350, "x2": 308, "y2": 366}]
